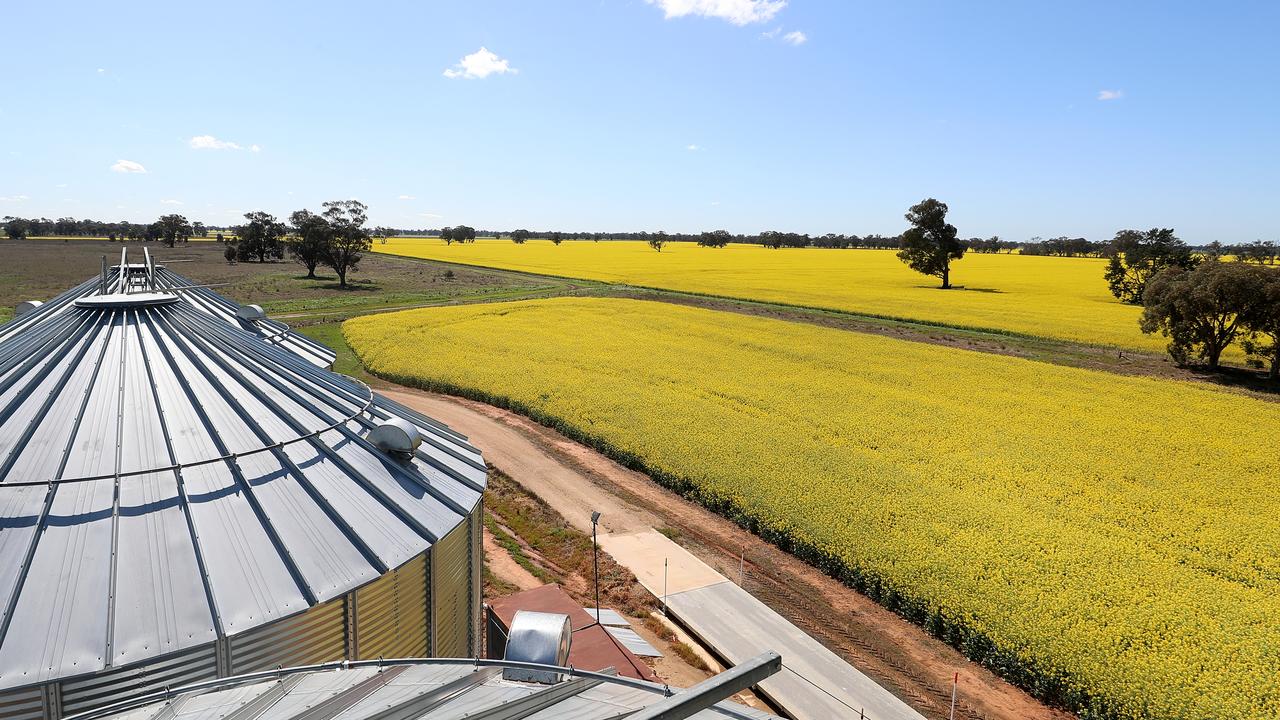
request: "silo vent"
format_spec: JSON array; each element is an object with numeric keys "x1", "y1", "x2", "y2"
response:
[
  {"x1": 369, "y1": 417, "x2": 422, "y2": 457},
  {"x1": 236, "y1": 304, "x2": 267, "y2": 321},
  {"x1": 503, "y1": 611, "x2": 573, "y2": 683},
  {"x1": 15, "y1": 300, "x2": 42, "y2": 318}
]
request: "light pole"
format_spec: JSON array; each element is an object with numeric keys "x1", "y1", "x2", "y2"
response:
[{"x1": 591, "y1": 511, "x2": 602, "y2": 625}]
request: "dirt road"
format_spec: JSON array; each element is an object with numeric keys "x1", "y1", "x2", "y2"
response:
[{"x1": 381, "y1": 388, "x2": 1073, "y2": 720}]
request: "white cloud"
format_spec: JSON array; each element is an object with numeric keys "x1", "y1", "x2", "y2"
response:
[
  {"x1": 96, "y1": 68, "x2": 106, "y2": 74},
  {"x1": 686, "y1": 144, "x2": 701, "y2": 151},
  {"x1": 418, "y1": 212, "x2": 443, "y2": 219},
  {"x1": 0, "y1": 194, "x2": 30, "y2": 202},
  {"x1": 189, "y1": 134, "x2": 245, "y2": 150},
  {"x1": 398, "y1": 194, "x2": 416, "y2": 200},
  {"x1": 55, "y1": 183, "x2": 68, "y2": 188},
  {"x1": 111, "y1": 159, "x2": 147, "y2": 174},
  {"x1": 161, "y1": 199, "x2": 183, "y2": 205},
  {"x1": 647, "y1": 0, "x2": 786, "y2": 25},
  {"x1": 1097, "y1": 89, "x2": 1124, "y2": 101},
  {"x1": 443, "y1": 47, "x2": 517, "y2": 79},
  {"x1": 710, "y1": 201, "x2": 721, "y2": 206},
  {"x1": 761, "y1": 26, "x2": 781, "y2": 39},
  {"x1": 783, "y1": 30, "x2": 806, "y2": 45}
]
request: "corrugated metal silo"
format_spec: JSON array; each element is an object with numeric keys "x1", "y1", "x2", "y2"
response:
[{"x1": 0, "y1": 258, "x2": 486, "y2": 719}]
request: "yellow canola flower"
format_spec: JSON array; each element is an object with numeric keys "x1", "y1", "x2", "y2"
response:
[
  {"x1": 345, "y1": 297, "x2": 1280, "y2": 720},
  {"x1": 377, "y1": 238, "x2": 1164, "y2": 351}
]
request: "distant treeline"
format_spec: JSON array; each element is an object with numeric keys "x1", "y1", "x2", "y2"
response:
[{"x1": 4, "y1": 215, "x2": 1277, "y2": 263}]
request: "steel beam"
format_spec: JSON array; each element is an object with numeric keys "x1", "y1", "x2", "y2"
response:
[{"x1": 624, "y1": 651, "x2": 781, "y2": 720}]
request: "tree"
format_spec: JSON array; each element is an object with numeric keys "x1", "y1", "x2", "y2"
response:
[
  {"x1": 897, "y1": 198, "x2": 964, "y2": 289},
  {"x1": 156, "y1": 214, "x2": 193, "y2": 248},
  {"x1": 698, "y1": 229, "x2": 731, "y2": 248},
  {"x1": 373, "y1": 226, "x2": 396, "y2": 245},
  {"x1": 452, "y1": 225, "x2": 476, "y2": 243},
  {"x1": 511, "y1": 229, "x2": 531, "y2": 244},
  {"x1": 1104, "y1": 228, "x2": 1198, "y2": 304},
  {"x1": 440, "y1": 227, "x2": 455, "y2": 245},
  {"x1": 215, "y1": 232, "x2": 225, "y2": 243},
  {"x1": 648, "y1": 231, "x2": 668, "y2": 252},
  {"x1": 287, "y1": 210, "x2": 332, "y2": 278},
  {"x1": 321, "y1": 199, "x2": 371, "y2": 288},
  {"x1": 4, "y1": 217, "x2": 31, "y2": 240},
  {"x1": 1241, "y1": 268, "x2": 1280, "y2": 380},
  {"x1": 1139, "y1": 261, "x2": 1269, "y2": 370},
  {"x1": 235, "y1": 211, "x2": 287, "y2": 262},
  {"x1": 550, "y1": 232, "x2": 563, "y2": 246},
  {"x1": 143, "y1": 222, "x2": 164, "y2": 243},
  {"x1": 224, "y1": 243, "x2": 238, "y2": 264},
  {"x1": 193, "y1": 221, "x2": 207, "y2": 238}
]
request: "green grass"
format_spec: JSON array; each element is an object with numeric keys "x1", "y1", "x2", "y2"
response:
[{"x1": 296, "y1": 322, "x2": 371, "y2": 380}]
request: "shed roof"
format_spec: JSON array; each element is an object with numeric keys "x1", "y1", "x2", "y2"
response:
[
  {"x1": 0, "y1": 268, "x2": 486, "y2": 690},
  {"x1": 489, "y1": 585, "x2": 659, "y2": 682}
]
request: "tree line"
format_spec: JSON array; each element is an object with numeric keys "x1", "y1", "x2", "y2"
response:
[{"x1": 6, "y1": 214, "x2": 1276, "y2": 263}]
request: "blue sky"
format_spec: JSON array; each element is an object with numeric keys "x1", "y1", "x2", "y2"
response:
[{"x1": 1, "y1": 1, "x2": 1277, "y2": 242}]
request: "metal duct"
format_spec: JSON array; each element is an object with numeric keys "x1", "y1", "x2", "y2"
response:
[{"x1": 502, "y1": 612, "x2": 573, "y2": 684}]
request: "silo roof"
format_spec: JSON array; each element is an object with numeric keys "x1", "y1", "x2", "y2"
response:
[
  {"x1": 0, "y1": 269, "x2": 486, "y2": 690},
  {"x1": 80, "y1": 659, "x2": 783, "y2": 720},
  {"x1": 0, "y1": 265, "x2": 336, "y2": 368}
]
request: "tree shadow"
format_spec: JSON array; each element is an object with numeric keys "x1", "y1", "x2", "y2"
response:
[
  {"x1": 912, "y1": 285, "x2": 1006, "y2": 293},
  {"x1": 1183, "y1": 364, "x2": 1280, "y2": 396},
  {"x1": 314, "y1": 280, "x2": 382, "y2": 292}
]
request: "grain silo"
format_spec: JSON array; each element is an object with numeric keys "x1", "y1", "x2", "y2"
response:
[{"x1": 0, "y1": 254, "x2": 487, "y2": 719}]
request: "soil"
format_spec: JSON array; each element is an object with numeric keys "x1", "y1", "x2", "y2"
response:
[
  {"x1": 382, "y1": 388, "x2": 1074, "y2": 720},
  {"x1": 481, "y1": 527, "x2": 542, "y2": 591}
]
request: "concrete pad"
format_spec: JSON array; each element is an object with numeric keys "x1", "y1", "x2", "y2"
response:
[
  {"x1": 598, "y1": 529, "x2": 726, "y2": 597},
  {"x1": 666, "y1": 582, "x2": 925, "y2": 720}
]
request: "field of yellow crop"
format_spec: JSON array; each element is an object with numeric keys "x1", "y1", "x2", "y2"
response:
[
  {"x1": 346, "y1": 297, "x2": 1280, "y2": 720},
  {"x1": 377, "y1": 238, "x2": 1161, "y2": 351}
]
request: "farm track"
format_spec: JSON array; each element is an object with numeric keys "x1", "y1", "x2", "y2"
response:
[{"x1": 382, "y1": 388, "x2": 1073, "y2": 720}]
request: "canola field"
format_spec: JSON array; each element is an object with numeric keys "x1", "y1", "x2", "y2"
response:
[
  {"x1": 346, "y1": 297, "x2": 1280, "y2": 720},
  {"x1": 376, "y1": 238, "x2": 1158, "y2": 351}
]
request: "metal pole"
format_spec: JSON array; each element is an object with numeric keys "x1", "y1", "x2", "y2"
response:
[
  {"x1": 663, "y1": 558, "x2": 668, "y2": 616},
  {"x1": 949, "y1": 671, "x2": 958, "y2": 720},
  {"x1": 591, "y1": 511, "x2": 601, "y2": 625},
  {"x1": 739, "y1": 546, "x2": 744, "y2": 586}
]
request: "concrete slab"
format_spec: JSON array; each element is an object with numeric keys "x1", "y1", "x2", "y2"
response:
[
  {"x1": 666, "y1": 582, "x2": 925, "y2": 720},
  {"x1": 598, "y1": 529, "x2": 725, "y2": 597}
]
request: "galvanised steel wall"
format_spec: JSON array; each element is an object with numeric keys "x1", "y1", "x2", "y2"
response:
[
  {"x1": 431, "y1": 519, "x2": 472, "y2": 658},
  {"x1": 0, "y1": 685, "x2": 43, "y2": 720},
  {"x1": 355, "y1": 554, "x2": 428, "y2": 660},
  {"x1": 58, "y1": 645, "x2": 219, "y2": 718},
  {"x1": 8, "y1": 507, "x2": 484, "y2": 720},
  {"x1": 229, "y1": 596, "x2": 347, "y2": 675}
]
